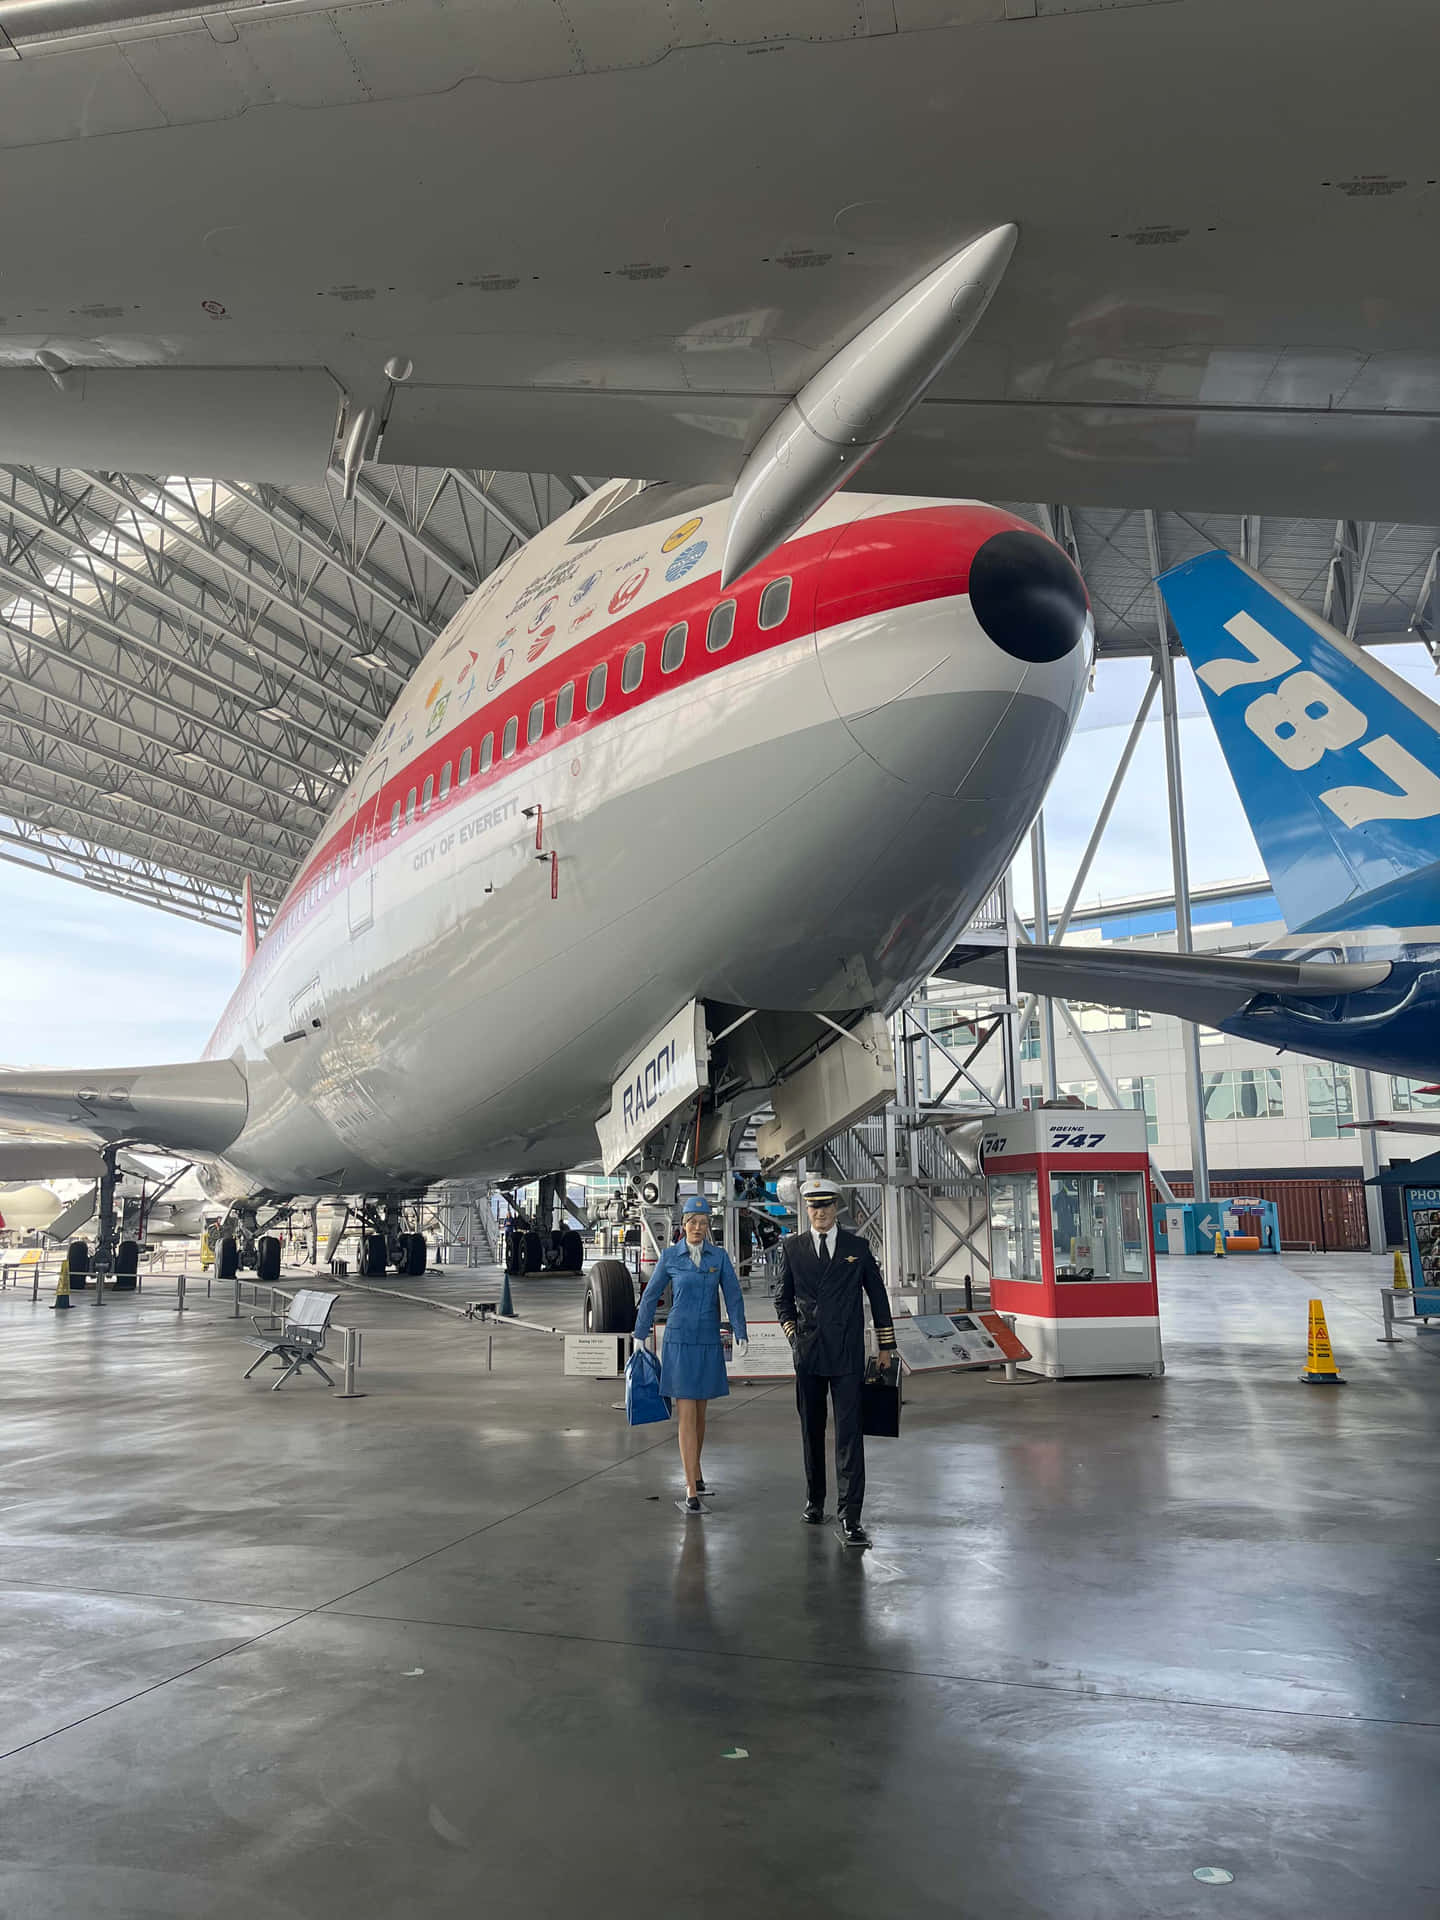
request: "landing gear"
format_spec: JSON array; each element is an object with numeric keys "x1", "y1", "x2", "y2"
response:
[
  {"x1": 114, "y1": 1240, "x2": 140, "y2": 1289},
  {"x1": 256, "y1": 1235, "x2": 282, "y2": 1285},
  {"x1": 217, "y1": 1235, "x2": 239, "y2": 1280},
  {"x1": 67, "y1": 1241, "x2": 90, "y2": 1289},
  {"x1": 584, "y1": 1259, "x2": 637, "y2": 1334},
  {"x1": 360, "y1": 1232, "x2": 388, "y2": 1277},
  {"x1": 401, "y1": 1232, "x2": 427, "y2": 1278}
]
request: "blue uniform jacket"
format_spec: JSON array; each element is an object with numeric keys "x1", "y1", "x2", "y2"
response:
[{"x1": 634, "y1": 1241, "x2": 747, "y2": 1347}]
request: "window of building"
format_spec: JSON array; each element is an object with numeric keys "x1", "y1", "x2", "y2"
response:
[
  {"x1": 1202, "y1": 1066, "x2": 1284, "y2": 1121},
  {"x1": 1073, "y1": 1002, "x2": 1153, "y2": 1033},
  {"x1": 1056, "y1": 1077, "x2": 1155, "y2": 1143},
  {"x1": 661, "y1": 623, "x2": 687, "y2": 673},
  {"x1": 502, "y1": 716, "x2": 518, "y2": 759},
  {"x1": 1020, "y1": 1015, "x2": 1042, "y2": 1063},
  {"x1": 556, "y1": 682, "x2": 575, "y2": 728},
  {"x1": 1392, "y1": 1076, "x2": 1440, "y2": 1112},
  {"x1": 1305, "y1": 1062, "x2": 1355, "y2": 1139},
  {"x1": 480, "y1": 732, "x2": 494, "y2": 773},
  {"x1": 758, "y1": 577, "x2": 792, "y2": 631},
  {"x1": 528, "y1": 700, "x2": 544, "y2": 746},
  {"x1": 706, "y1": 600, "x2": 736, "y2": 652},
  {"x1": 421, "y1": 774, "x2": 434, "y2": 815},
  {"x1": 621, "y1": 643, "x2": 645, "y2": 694},
  {"x1": 440, "y1": 762, "x2": 452, "y2": 800},
  {"x1": 459, "y1": 746, "x2": 472, "y2": 785},
  {"x1": 405, "y1": 788, "x2": 416, "y2": 826},
  {"x1": 389, "y1": 800, "x2": 401, "y2": 837},
  {"x1": 586, "y1": 662, "x2": 607, "y2": 713}
]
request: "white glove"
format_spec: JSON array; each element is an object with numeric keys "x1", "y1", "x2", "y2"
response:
[{"x1": 732, "y1": 1339, "x2": 750, "y2": 1363}]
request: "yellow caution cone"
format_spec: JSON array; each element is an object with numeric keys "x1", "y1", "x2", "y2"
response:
[
  {"x1": 1393, "y1": 1248, "x2": 1411, "y2": 1292},
  {"x1": 52, "y1": 1257, "x2": 72, "y2": 1312},
  {"x1": 1213, "y1": 1226, "x2": 1226, "y2": 1258},
  {"x1": 1299, "y1": 1298, "x2": 1346, "y2": 1385}
]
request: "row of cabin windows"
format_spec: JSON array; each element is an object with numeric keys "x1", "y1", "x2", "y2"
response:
[{"x1": 383, "y1": 577, "x2": 794, "y2": 838}]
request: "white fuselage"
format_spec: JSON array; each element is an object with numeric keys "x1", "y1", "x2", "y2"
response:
[{"x1": 200, "y1": 488, "x2": 1087, "y2": 1199}]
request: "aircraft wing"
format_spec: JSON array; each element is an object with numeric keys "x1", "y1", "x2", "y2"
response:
[
  {"x1": 939, "y1": 944, "x2": 1393, "y2": 1030},
  {"x1": 0, "y1": 1062, "x2": 248, "y2": 1155},
  {"x1": 1341, "y1": 1118, "x2": 1440, "y2": 1137}
]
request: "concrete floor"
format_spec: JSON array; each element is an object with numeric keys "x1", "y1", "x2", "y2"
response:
[{"x1": 1, "y1": 1252, "x2": 1437, "y2": 1918}]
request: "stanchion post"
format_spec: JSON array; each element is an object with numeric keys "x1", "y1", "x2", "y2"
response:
[
  {"x1": 176, "y1": 1272, "x2": 186, "y2": 1314},
  {"x1": 1378, "y1": 1288, "x2": 1399, "y2": 1344},
  {"x1": 333, "y1": 1324, "x2": 365, "y2": 1399},
  {"x1": 233, "y1": 1275, "x2": 241, "y2": 1318}
]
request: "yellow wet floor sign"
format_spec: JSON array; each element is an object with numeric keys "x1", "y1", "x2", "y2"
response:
[
  {"x1": 1300, "y1": 1298, "x2": 1345, "y2": 1385},
  {"x1": 1393, "y1": 1248, "x2": 1410, "y2": 1291}
]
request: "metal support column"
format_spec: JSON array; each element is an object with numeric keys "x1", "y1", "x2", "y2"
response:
[
  {"x1": 1029, "y1": 814, "x2": 1058, "y2": 1101},
  {"x1": 94, "y1": 1140, "x2": 120, "y2": 1304},
  {"x1": 1147, "y1": 513, "x2": 1210, "y2": 1202},
  {"x1": 997, "y1": 869, "x2": 1023, "y2": 1107},
  {"x1": 1354, "y1": 1069, "x2": 1388, "y2": 1254}
]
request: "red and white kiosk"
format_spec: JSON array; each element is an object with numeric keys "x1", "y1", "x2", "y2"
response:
[{"x1": 982, "y1": 1107, "x2": 1163, "y2": 1379}]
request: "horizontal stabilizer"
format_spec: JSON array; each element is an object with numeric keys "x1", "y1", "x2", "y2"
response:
[
  {"x1": 940, "y1": 943, "x2": 1391, "y2": 1029},
  {"x1": 1159, "y1": 550, "x2": 1440, "y2": 927},
  {"x1": 0, "y1": 1060, "x2": 248, "y2": 1155}
]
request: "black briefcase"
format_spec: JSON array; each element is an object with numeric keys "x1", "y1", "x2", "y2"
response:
[{"x1": 860, "y1": 1358, "x2": 902, "y2": 1438}]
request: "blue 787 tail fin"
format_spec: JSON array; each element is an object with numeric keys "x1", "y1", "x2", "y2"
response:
[{"x1": 1158, "y1": 550, "x2": 1440, "y2": 929}]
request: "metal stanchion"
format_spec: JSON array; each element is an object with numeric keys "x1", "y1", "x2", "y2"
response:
[
  {"x1": 233, "y1": 1275, "x2": 241, "y2": 1318},
  {"x1": 1378, "y1": 1288, "x2": 1400, "y2": 1344},
  {"x1": 32, "y1": 1267, "x2": 40, "y2": 1304},
  {"x1": 176, "y1": 1272, "x2": 186, "y2": 1314},
  {"x1": 333, "y1": 1325, "x2": 365, "y2": 1399}
]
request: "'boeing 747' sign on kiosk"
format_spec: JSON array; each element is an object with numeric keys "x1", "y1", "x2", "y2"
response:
[{"x1": 596, "y1": 1002, "x2": 710, "y2": 1173}]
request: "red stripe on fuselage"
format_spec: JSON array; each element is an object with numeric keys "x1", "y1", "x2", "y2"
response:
[{"x1": 207, "y1": 500, "x2": 1033, "y2": 1043}]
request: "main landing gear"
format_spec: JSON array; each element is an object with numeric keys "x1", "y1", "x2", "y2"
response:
[{"x1": 355, "y1": 1199, "x2": 427, "y2": 1279}]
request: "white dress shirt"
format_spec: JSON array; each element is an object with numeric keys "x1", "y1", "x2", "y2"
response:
[{"x1": 812, "y1": 1226, "x2": 836, "y2": 1261}]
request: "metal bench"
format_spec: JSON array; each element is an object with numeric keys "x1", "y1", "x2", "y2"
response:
[{"x1": 243, "y1": 1288, "x2": 340, "y2": 1389}]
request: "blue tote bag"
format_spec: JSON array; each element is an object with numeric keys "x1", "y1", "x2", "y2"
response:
[{"x1": 625, "y1": 1345, "x2": 671, "y2": 1426}]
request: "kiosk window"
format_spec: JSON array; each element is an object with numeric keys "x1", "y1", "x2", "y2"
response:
[
  {"x1": 988, "y1": 1175, "x2": 1041, "y2": 1282},
  {"x1": 528, "y1": 699, "x2": 544, "y2": 746},
  {"x1": 706, "y1": 600, "x2": 736, "y2": 652},
  {"x1": 502, "y1": 716, "x2": 518, "y2": 759},
  {"x1": 480, "y1": 732, "x2": 494, "y2": 773},
  {"x1": 586, "y1": 662, "x2": 607, "y2": 712},
  {"x1": 621, "y1": 643, "x2": 645, "y2": 694},
  {"x1": 556, "y1": 682, "x2": 575, "y2": 727},
  {"x1": 661, "y1": 622, "x2": 687, "y2": 673},
  {"x1": 758, "y1": 577, "x2": 791, "y2": 630},
  {"x1": 1049, "y1": 1170, "x2": 1148, "y2": 1279}
]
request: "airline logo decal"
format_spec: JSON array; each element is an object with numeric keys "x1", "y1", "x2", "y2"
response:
[
  {"x1": 527, "y1": 631, "x2": 554, "y2": 662},
  {"x1": 570, "y1": 571, "x2": 601, "y2": 607},
  {"x1": 609, "y1": 568, "x2": 649, "y2": 615},
  {"x1": 665, "y1": 540, "x2": 708, "y2": 583},
  {"x1": 496, "y1": 625, "x2": 516, "y2": 650},
  {"x1": 424, "y1": 677, "x2": 444, "y2": 708},
  {"x1": 425, "y1": 693, "x2": 450, "y2": 736},
  {"x1": 570, "y1": 608, "x2": 596, "y2": 632},
  {"x1": 488, "y1": 650, "x2": 513, "y2": 691},
  {"x1": 528, "y1": 597, "x2": 558, "y2": 633},
  {"x1": 457, "y1": 649, "x2": 480, "y2": 685},
  {"x1": 662, "y1": 517, "x2": 703, "y2": 554}
]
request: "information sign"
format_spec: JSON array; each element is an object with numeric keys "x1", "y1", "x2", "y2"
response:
[
  {"x1": 564, "y1": 1333, "x2": 626, "y2": 1377},
  {"x1": 891, "y1": 1311, "x2": 1032, "y2": 1374}
]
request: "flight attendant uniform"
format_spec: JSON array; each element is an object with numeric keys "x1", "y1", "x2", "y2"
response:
[
  {"x1": 775, "y1": 1219, "x2": 896, "y2": 1525},
  {"x1": 634, "y1": 1239, "x2": 747, "y2": 1401}
]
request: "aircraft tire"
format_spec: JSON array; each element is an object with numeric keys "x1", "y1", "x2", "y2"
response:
[
  {"x1": 115, "y1": 1240, "x2": 140, "y2": 1288},
  {"x1": 525, "y1": 1229, "x2": 544, "y2": 1272},
  {"x1": 559, "y1": 1228, "x2": 584, "y2": 1273},
  {"x1": 361, "y1": 1232, "x2": 388, "y2": 1277},
  {"x1": 504, "y1": 1226, "x2": 528, "y2": 1277},
  {"x1": 67, "y1": 1241, "x2": 90, "y2": 1286},
  {"x1": 217, "y1": 1236, "x2": 239, "y2": 1281},
  {"x1": 403, "y1": 1232, "x2": 426, "y2": 1278},
  {"x1": 256, "y1": 1235, "x2": 282, "y2": 1285},
  {"x1": 584, "y1": 1258, "x2": 636, "y2": 1335}
]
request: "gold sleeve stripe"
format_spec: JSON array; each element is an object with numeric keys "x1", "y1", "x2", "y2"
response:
[{"x1": 877, "y1": 1327, "x2": 897, "y2": 1347}]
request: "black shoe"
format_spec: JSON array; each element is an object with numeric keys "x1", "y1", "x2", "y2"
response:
[
  {"x1": 838, "y1": 1517, "x2": 871, "y2": 1549},
  {"x1": 694, "y1": 1478, "x2": 711, "y2": 1497},
  {"x1": 676, "y1": 1495, "x2": 703, "y2": 1514},
  {"x1": 803, "y1": 1501, "x2": 825, "y2": 1524}
]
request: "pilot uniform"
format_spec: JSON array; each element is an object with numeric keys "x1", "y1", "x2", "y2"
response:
[{"x1": 774, "y1": 1200, "x2": 896, "y2": 1528}]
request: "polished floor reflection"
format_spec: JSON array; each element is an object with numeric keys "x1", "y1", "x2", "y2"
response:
[{"x1": 1, "y1": 1251, "x2": 1436, "y2": 1917}]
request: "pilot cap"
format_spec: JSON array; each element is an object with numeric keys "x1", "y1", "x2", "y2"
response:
[
  {"x1": 681, "y1": 1194, "x2": 712, "y2": 1215},
  {"x1": 800, "y1": 1177, "x2": 843, "y2": 1203}
]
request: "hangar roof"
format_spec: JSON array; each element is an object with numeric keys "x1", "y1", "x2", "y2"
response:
[{"x1": 0, "y1": 467, "x2": 1434, "y2": 932}]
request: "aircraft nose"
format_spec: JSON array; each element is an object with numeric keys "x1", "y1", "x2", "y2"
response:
[{"x1": 967, "y1": 528, "x2": 1090, "y2": 663}]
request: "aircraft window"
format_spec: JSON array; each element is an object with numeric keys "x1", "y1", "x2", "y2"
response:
[
  {"x1": 422, "y1": 774, "x2": 435, "y2": 815},
  {"x1": 528, "y1": 699, "x2": 545, "y2": 746},
  {"x1": 480, "y1": 731, "x2": 494, "y2": 773},
  {"x1": 440, "y1": 762, "x2": 452, "y2": 800},
  {"x1": 707, "y1": 600, "x2": 736, "y2": 652},
  {"x1": 586, "y1": 662, "x2": 607, "y2": 713},
  {"x1": 405, "y1": 788, "x2": 416, "y2": 825},
  {"x1": 661, "y1": 622, "x2": 687, "y2": 673},
  {"x1": 459, "y1": 746, "x2": 472, "y2": 785},
  {"x1": 758, "y1": 577, "x2": 791, "y2": 630},
  {"x1": 502, "y1": 716, "x2": 519, "y2": 759},
  {"x1": 556, "y1": 681, "x2": 575, "y2": 728},
  {"x1": 621, "y1": 643, "x2": 645, "y2": 694}
]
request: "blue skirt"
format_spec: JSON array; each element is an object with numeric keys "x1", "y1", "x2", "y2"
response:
[{"x1": 659, "y1": 1338, "x2": 730, "y2": 1402}]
